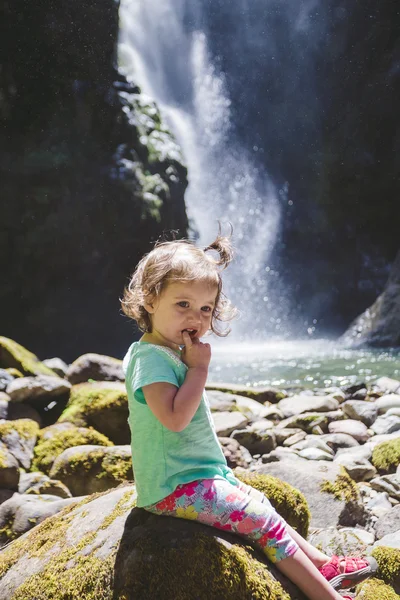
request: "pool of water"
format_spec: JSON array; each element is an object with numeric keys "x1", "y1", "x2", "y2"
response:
[{"x1": 208, "y1": 339, "x2": 400, "y2": 390}]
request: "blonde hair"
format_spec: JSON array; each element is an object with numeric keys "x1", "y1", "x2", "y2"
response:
[{"x1": 121, "y1": 233, "x2": 237, "y2": 336}]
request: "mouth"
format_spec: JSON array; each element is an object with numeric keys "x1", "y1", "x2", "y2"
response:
[{"x1": 182, "y1": 328, "x2": 198, "y2": 338}]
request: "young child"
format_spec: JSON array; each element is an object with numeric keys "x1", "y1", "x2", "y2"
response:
[{"x1": 121, "y1": 233, "x2": 377, "y2": 600}]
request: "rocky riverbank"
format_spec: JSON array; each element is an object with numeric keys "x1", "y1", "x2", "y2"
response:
[{"x1": 0, "y1": 335, "x2": 400, "y2": 599}]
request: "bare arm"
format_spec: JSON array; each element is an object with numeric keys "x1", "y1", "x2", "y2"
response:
[{"x1": 142, "y1": 332, "x2": 210, "y2": 432}]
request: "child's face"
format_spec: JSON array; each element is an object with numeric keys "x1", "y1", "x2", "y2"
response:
[{"x1": 144, "y1": 280, "x2": 218, "y2": 350}]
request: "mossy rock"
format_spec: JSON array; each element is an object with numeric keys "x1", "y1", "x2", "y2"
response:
[
  {"x1": 49, "y1": 445, "x2": 133, "y2": 496},
  {"x1": 371, "y1": 438, "x2": 400, "y2": 474},
  {"x1": 58, "y1": 382, "x2": 129, "y2": 444},
  {"x1": 31, "y1": 427, "x2": 113, "y2": 474},
  {"x1": 371, "y1": 546, "x2": 400, "y2": 593},
  {"x1": 0, "y1": 419, "x2": 40, "y2": 470},
  {"x1": 355, "y1": 577, "x2": 400, "y2": 599},
  {"x1": 0, "y1": 337, "x2": 57, "y2": 377},
  {"x1": 234, "y1": 471, "x2": 310, "y2": 537},
  {"x1": 0, "y1": 483, "x2": 309, "y2": 599}
]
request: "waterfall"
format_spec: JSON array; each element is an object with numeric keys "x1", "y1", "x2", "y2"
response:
[{"x1": 118, "y1": 0, "x2": 288, "y2": 339}]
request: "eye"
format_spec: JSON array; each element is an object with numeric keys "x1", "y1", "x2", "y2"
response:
[
  {"x1": 201, "y1": 306, "x2": 212, "y2": 313},
  {"x1": 177, "y1": 301, "x2": 189, "y2": 308}
]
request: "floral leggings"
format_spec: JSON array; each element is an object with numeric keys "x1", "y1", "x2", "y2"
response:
[{"x1": 144, "y1": 477, "x2": 299, "y2": 563}]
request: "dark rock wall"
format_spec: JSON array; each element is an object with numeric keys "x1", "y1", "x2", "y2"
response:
[{"x1": 0, "y1": 0, "x2": 188, "y2": 361}]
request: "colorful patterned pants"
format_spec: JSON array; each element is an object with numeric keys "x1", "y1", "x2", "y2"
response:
[{"x1": 144, "y1": 477, "x2": 299, "y2": 563}]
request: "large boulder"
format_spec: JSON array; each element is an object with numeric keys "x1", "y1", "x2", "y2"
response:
[
  {"x1": 66, "y1": 353, "x2": 124, "y2": 384},
  {"x1": 256, "y1": 459, "x2": 366, "y2": 528},
  {"x1": 0, "y1": 482, "x2": 312, "y2": 599},
  {"x1": 57, "y1": 382, "x2": 129, "y2": 444},
  {"x1": 32, "y1": 426, "x2": 113, "y2": 474},
  {"x1": 0, "y1": 338, "x2": 57, "y2": 378},
  {"x1": 49, "y1": 445, "x2": 133, "y2": 496}
]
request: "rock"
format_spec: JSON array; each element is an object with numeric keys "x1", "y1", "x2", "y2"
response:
[
  {"x1": 340, "y1": 249, "x2": 400, "y2": 347},
  {"x1": 370, "y1": 474, "x2": 400, "y2": 501},
  {"x1": 335, "y1": 443, "x2": 373, "y2": 462},
  {"x1": 66, "y1": 353, "x2": 124, "y2": 384},
  {"x1": 277, "y1": 394, "x2": 339, "y2": 418},
  {"x1": 328, "y1": 419, "x2": 371, "y2": 442},
  {"x1": 355, "y1": 578, "x2": 399, "y2": 598},
  {"x1": 247, "y1": 419, "x2": 275, "y2": 433},
  {"x1": 38, "y1": 422, "x2": 76, "y2": 441},
  {"x1": 375, "y1": 394, "x2": 400, "y2": 414},
  {"x1": 205, "y1": 382, "x2": 285, "y2": 404},
  {"x1": 283, "y1": 431, "x2": 308, "y2": 446},
  {"x1": 371, "y1": 438, "x2": 400, "y2": 474},
  {"x1": 0, "y1": 337, "x2": 58, "y2": 377},
  {"x1": 374, "y1": 505, "x2": 400, "y2": 539},
  {"x1": 49, "y1": 444, "x2": 133, "y2": 496},
  {"x1": 0, "y1": 419, "x2": 39, "y2": 469},
  {"x1": 0, "y1": 369, "x2": 14, "y2": 392},
  {"x1": 218, "y1": 437, "x2": 252, "y2": 468},
  {"x1": 333, "y1": 455, "x2": 377, "y2": 482},
  {"x1": 309, "y1": 526, "x2": 375, "y2": 556},
  {"x1": 18, "y1": 472, "x2": 72, "y2": 498},
  {"x1": 321, "y1": 433, "x2": 360, "y2": 452},
  {"x1": 0, "y1": 492, "x2": 81, "y2": 548},
  {"x1": 6, "y1": 375, "x2": 71, "y2": 403},
  {"x1": 0, "y1": 442, "x2": 20, "y2": 490},
  {"x1": 262, "y1": 447, "x2": 302, "y2": 463},
  {"x1": 6, "y1": 402, "x2": 42, "y2": 426},
  {"x1": 42, "y1": 357, "x2": 69, "y2": 377},
  {"x1": 0, "y1": 483, "x2": 311, "y2": 600},
  {"x1": 208, "y1": 390, "x2": 272, "y2": 420},
  {"x1": 365, "y1": 491, "x2": 393, "y2": 519},
  {"x1": 57, "y1": 382, "x2": 129, "y2": 444},
  {"x1": 273, "y1": 428, "x2": 305, "y2": 445},
  {"x1": 256, "y1": 459, "x2": 367, "y2": 528},
  {"x1": 0, "y1": 490, "x2": 14, "y2": 505},
  {"x1": 351, "y1": 388, "x2": 368, "y2": 400},
  {"x1": 276, "y1": 412, "x2": 329, "y2": 434},
  {"x1": 342, "y1": 400, "x2": 378, "y2": 426},
  {"x1": 374, "y1": 377, "x2": 400, "y2": 395},
  {"x1": 212, "y1": 411, "x2": 249, "y2": 437},
  {"x1": 32, "y1": 426, "x2": 113, "y2": 474},
  {"x1": 373, "y1": 532, "x2": 400, "y2": 550},
  {"x1": 230, "y1": 429, "x2": 276, "y2": 456},
  {"x1": 370, "y1": 414, "x2": 400, "y2": 436},
  {"x1": 290, "y1": 436, "x2": 334, "y2": 456},
  {"x1": 297, "y1": 448, "x2": 333, "y2": 461}
]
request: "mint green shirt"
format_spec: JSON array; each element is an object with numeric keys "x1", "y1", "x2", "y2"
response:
[{"x1": 123, "y1": 341, "x2": 237, "y2": 507}]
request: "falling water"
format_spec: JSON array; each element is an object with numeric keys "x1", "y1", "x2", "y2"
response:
[{"x1": 118, "y1": 0, "x2": 289, "y2": 339}]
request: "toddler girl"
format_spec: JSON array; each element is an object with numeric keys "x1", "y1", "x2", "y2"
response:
[{"x1": 121, "y1": 233, "x2": 377, "y2": 600}]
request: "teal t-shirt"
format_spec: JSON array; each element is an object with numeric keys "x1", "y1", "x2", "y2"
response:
[{"x1": 123, "y1": 341, "x2": 237, "y2": 507}]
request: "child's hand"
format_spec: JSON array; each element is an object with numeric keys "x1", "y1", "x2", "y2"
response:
[{"x1": 181, "y1": 331, "x2": 211, "y2": 371}]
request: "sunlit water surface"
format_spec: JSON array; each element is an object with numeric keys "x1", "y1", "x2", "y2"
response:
[{"x1": 208, "y1": 339, "x2": 400, "y2": 390}]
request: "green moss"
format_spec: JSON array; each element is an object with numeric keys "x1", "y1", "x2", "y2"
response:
[
  {"x1": 371, "y1": 546, "x2": 400, "y2": 588},
  {"x1": 6, "y1": 368, "x2": 23, "y2": 378},
  {"x1": 355, "y1": 577, "x2": 400, "y2": 599},
  {"x1": 58, "y1": 383, "x2": 127, "y2": 428},
  {"x1": 0, "y1": 515, "x2": 17, "y2": 543},
  {"x1": 32, "y1": 428, "x2": 113, "y2": 474},
  {"x1": 0, "y1": 487, "x2": 136, "y2": 600},
  {"x1": 372, "y1": 439, "x2": 400, "y2": 474},
  {"x1": 320, "y1": 467, "x2": 359, "y2": 503},
  {"x1": 0, "y1": 419, "x2": 39, "y2": 442},
  {"x1": 0, "y1": 337, "x2": 57, "y2": 377},
  {"x1": 234, "y1": 471, "x2": 310, "y2": 537}
]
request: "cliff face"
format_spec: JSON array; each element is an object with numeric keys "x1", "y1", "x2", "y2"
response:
[
  {"x1": 341, "y1": 250, "x2": 400, "y2": 348},
  {"x1": 0, "y1": 0, "x2": 188, "y2": 361}
]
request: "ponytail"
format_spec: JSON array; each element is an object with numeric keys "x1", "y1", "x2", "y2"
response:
[{"x1": 203, "y1": 223, "x2": 234, "y2": 270}]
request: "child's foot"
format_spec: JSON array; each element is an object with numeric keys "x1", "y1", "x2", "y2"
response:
[{"x1": 319, "y1": 555, "x2": 378, "y2": 590}]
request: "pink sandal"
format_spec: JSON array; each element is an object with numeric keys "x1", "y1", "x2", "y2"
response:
[{"x1": 319, "y1": 554, "x2": 378, "y2": 590}]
